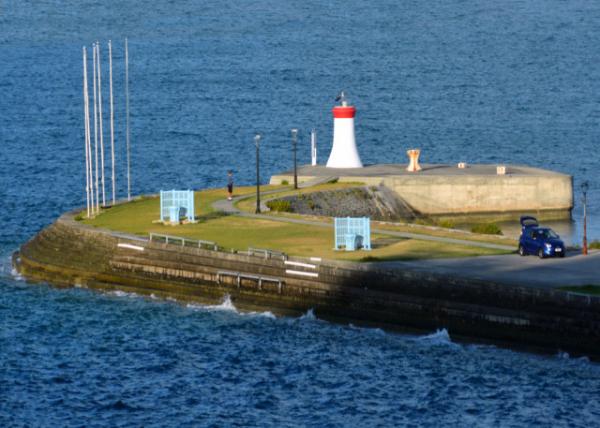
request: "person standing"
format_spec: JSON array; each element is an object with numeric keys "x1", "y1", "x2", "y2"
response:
[{"x1": 227, "y1": 170, "x2": 234, "y2": 201}]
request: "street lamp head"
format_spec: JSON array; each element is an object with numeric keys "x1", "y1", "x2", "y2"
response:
[
  {"x1": 254, "y1": 134, "x2": 261, "y2": 147},
  {"x1": 291, "y1": 128, "x2": 298, "y2": 137},
  {"x1": 581, "y1": 180, "x2": 589, "y2": 193}
]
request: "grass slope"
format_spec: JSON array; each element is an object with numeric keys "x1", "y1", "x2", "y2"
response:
[{"x1": 81, "y1": 186, "x2": 510, "y2": 261}]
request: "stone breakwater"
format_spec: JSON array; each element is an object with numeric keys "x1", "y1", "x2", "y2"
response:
[
  {"x1": 270, "y1": 164, "x2": 574, "y2": 222},
  {"x1": 13, "y1": 211, "x2": 600, "y2": 358}
]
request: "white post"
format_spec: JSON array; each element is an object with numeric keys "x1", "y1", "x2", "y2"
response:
[
  {"x1": 125, "y1": 37, "x2": 131, "y2": 201},
  {"x1": 96, "y1": 42, "x2": 106, "y2": 207},
  {"x1": 311, "y1": 129, "x2": 317, "y2": 166},
  {"x1": 92, "y1": 43, "x2": 98, "y2": 213},
  {"x1": 108, "y1": 40, "x2": 116, "y2": 205},
  {"x1": 83, "y1": 47, "x2": 91, "y2": 218}
]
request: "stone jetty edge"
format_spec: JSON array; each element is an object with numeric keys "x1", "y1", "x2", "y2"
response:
[{"x1": 13, "y1": 210, "x2": 600, "y2": 359}]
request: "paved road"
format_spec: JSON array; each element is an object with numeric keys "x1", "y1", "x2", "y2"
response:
[
  {"x1": 379, "y1": 251, "x2": 600, "y2": 288},
  {"x1": 213, "y1": 194, "x2": 599, "y2": 289}
]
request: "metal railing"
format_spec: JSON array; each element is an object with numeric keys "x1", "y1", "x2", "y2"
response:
[
  {"x1": 247, "y1": 247, "x2": 288, "y2": 261},
  {"x1": 217, "y1": 270, "x2": 283, "y2": 293},
  {"x1": 149, "y1": 233, "x2": 218, "y2": 251}
]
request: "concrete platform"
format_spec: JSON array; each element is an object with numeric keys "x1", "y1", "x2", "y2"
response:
[{"x1": 270, "y1": 164, "x2": 573, "y2": 221}]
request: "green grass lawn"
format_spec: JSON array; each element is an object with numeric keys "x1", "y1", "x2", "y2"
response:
[
  {"x1": 559, "y1": 285, "x2": 600, "y2": 296},
  {"x1": 80, "y1": 187, "x2": 511, "y2": 261},
  {"x1": 235, "y1": 183, "x2": 517, "y2": 247}
]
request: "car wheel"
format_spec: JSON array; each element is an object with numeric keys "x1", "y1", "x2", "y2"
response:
[
  {"x1": 559, "y1": 252, "x2": 565, "y2": 258},
  {"x1": 538, "y1": 249, "x2": 545, "y2": 259},
  {"x1": 518, "y1": 245, "x2": 526, "y2": 256}
]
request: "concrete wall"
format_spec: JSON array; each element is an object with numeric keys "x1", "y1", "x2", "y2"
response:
[{"x1": 270, "y1": 170, "x2": 573, "y2": 220}]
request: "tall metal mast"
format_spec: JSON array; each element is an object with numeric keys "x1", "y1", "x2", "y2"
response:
[
  {"x1": 83, "y1": 47, "x2": 91, "y2": 218},
  {"x1": 96, "y1": 42, "x2": 106, "y2": 207},
  {"x1": 108, "y1": 40, "x2": 116, "y2": 205},
  {"x1": 125, "y1": 37, "x2": 131, "y2": 201},
  {"x1": 92, "y1": 43, "x2": 98, "y2": 213}
]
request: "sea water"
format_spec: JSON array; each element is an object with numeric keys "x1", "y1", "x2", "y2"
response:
[{"x1": 1, "y1": 0, "x2": 600, "y2": 425}]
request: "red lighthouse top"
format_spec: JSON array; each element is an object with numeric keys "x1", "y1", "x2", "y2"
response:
[{"x1": 332, "y1": 106, "x2": 356, "y2": 119}]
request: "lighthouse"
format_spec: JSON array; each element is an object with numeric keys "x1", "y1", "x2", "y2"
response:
[{"x1": 326, "y1": 92, "x2": 363, "y2": 168}]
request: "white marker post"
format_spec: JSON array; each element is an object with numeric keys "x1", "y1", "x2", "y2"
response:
[{"x1": 311, "y1": 128, "x2": 317, "y2": 166}]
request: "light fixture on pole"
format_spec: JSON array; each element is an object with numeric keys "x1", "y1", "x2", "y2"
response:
[
  {"x1": 254, "y1": 134, "x2": 261, "y2": 214},
  {"x1": 291, "y1": 128, "x2": 298, "y2": 189},
  {"x1": 582, "y1": 180, "x2": 589, "y2": 256}
]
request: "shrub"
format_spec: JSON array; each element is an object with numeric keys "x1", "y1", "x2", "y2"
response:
[
  {"x1": 414, "y1": 218, "x2": 434, "y2": 226},
  {"x1": 471, "y1": 223, "x2": 503, "y2": 235},
  {"x1": 281, "y1": 180, "x2": 289, "y2": 185},
  {"x1": 437, "y1": 220, "x2": 456, "y2": 229},
  {"x1": 361, "y1": 255, "x2": 381, "y2": 262},
  {"x1": 74, "y1": 214, "x2": 83, "y2": 221},
  {"x1": 590, "y1": 240, "x2": 600, "y2": 249},
  {"x1": 266, "y1": 200, "x2": 292, "y2": 212}
]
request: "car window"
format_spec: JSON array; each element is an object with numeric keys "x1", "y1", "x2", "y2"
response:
[{"x1": 526, "y1": 230, "x2": 534, "y2": 239}]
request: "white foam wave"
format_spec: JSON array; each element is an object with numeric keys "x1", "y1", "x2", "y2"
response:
[
  {"x1": 348, "y1": 323, "x2": 386, "y2": 336},
  {"x1": 186, "y1": 295, "x2": 276, "y2": 319},
  {"x1": 418, "y1": 328, "x2": 456, "y2": 346},
  {"x1": 557, "y1": 351, "x2": 570, "y2": 360},
  {"x1": 255, "y1": 311, "x2": 276, "y2": 319},
  {"x1": 299, "y1": 308, "x2": 316, "y2": 320},
  {"x1": 107, "y1": 290, "x2": 140, "y2": 299},
  {"x1": 10, "y1": 266, "x2": 24, "y2": 282},
  {"x1": 187, "y1": 295, "x2": 238, "y2": 312}
]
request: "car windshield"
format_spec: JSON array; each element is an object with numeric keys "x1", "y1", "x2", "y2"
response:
[{"x1": 537, "y1": 229, "x2": 559, "y2": 239}]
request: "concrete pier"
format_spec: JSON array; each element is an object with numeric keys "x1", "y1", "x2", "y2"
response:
[
  {"x1": 270, "y1": 164, "x2": 573, "y2": 221},
  {"x1": 13, "y1": 211, "x2": 600, "y2": 359}
]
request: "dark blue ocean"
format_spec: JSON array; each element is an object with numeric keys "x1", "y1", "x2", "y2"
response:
[{"x1": 2, "y1": 1, "x2": 600, "y2": 426}]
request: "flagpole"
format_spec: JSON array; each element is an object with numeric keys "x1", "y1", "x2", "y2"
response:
[
  {"x1": 125, "y1": 37, "x2": 131, "y2": 201},
  {"x1": 83, "y1": 47, "x2": 91, "y2": 218},
  {"x1": 96, "y1": 42, "x2": 106, "y2": 207},
  {"x1": 108, "y1": 40, "x2": 116, "y2": 205},
  {"x1": 92, "y1": 43, "x2": 99, "y2": 213}
]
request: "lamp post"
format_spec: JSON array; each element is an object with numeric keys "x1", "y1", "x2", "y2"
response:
[
  {"x1": 254, "y1": 134, "x2": 261, "y2": 214},
  {"x1": 582, "y1": 181, "x2": 589, "y2": 255},
  {"x1": 291, "y1": 128, "x2": 298, "y2": 189}
]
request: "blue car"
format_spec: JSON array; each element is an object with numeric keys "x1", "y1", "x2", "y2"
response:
[{"x1": 518, "y1": 216, "x2": 565, "y2": 258}]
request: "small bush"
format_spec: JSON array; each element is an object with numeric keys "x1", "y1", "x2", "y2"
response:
[
  {"x1": 414, "y1": 218, "x2": 434, "y2": 226},
  {"x1": 266, "y1": 200, "x2": 292, "y2": 212},
  {"x1": 471, "y1": 223, "x2": 503, "y2": 235},
  {"x1": 361, "y1": 255, "x2": 381, "y2": 262},
  {"x1": 327, "y1": 178, "x2": 339, "y2": 184},
  {"x1": 590, "y1": 240, "x2": 600, "y2": 249},
  {"x1": 74, "y1": 214, "x2": 83, "y2": 221},
  {"x1": 437, "y1": 220, "x2": 456, "y2": 229},
  {"x1": 281, "y1": 180, "x2": 289, "y2": 185}
]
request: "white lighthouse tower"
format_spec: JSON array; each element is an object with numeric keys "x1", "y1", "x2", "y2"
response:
[{"x1": 326, "y1": 92, "x2": 363, "y2": 168}]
